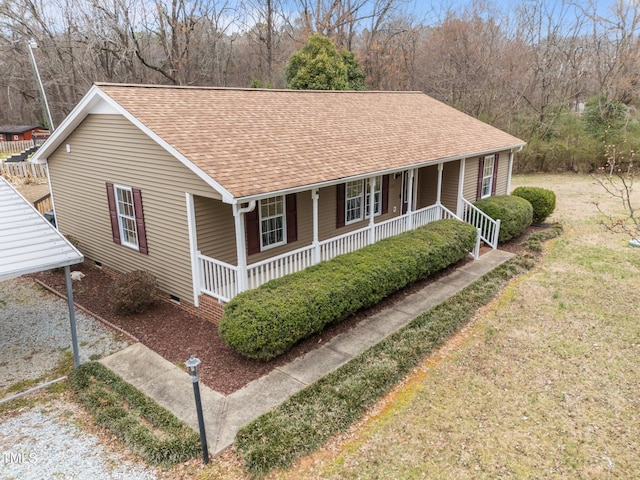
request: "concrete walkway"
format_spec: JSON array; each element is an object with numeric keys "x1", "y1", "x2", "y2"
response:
[{"x1": 100, "y1": 249, "x2": 514, "y2": 456}]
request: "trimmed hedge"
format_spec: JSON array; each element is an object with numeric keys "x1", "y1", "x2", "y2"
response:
[
  {"x1": 235, "y1": 252, "x2": 553, "y2": 477},
  {"x1": 474, "y1": 195, "x2": 533, "y2": 243},
  {"x1": 219, "y1": 219, "x2": 477, "y2": 361},
  {"x1": 512, "y1": 186, "x2": 556, "y2": 224},
  {"x1": 69, "y1": 362, "x2": 200, "y2": 466}
]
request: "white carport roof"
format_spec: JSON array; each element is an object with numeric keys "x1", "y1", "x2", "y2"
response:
[
  {"x1": 0, "y1": 177, "x2": 83, "y2": 279},
  {"x1": 0, "y1": 176, "x2": 84, "y2": 369}
]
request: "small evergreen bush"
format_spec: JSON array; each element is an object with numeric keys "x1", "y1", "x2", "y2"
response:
[
  {"x1": 219, "y1": 219, "x2": 477, "y2": 361},
  {"x1": 69, "y1": 362, "x2": 200, "y2": 466},
  {"x1": 110, "y1": 270, "x2": 157, "y2": 314},
  {"x1": 474, "y1": 195, "x2": 533, "y2": 243},
  {"x1": 511, "y1": 186, "x2": 556, "y2": 224}
]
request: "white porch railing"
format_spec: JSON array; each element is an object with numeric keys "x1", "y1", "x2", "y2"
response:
[
  {"x1": 197, "y1": 203, "x2": 468, "y2": 302},
  {"x1": 247, "y1": 245, "x2": 316, "y2": 290},
  {"x1": 198, "y1": 254, "x2": 238, "y2": 303},
  {"x1": 461, "y1": 198, "x2": 501, "y2": 249}
]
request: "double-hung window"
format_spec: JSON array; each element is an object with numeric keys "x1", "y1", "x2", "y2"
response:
[
  {"x1": 114, "y1": 185, "x2": 139, "y2": 249},
  {"x1": 260, "y1": 196, "x2": 286, "y2": 249},
  {"x1": 481, "y1": 155, "x2": 495, "y2": 198},
  {"x1": 345, "y1": 177, "x2": 382, "y2": 224},
  {"x1": 345, "y1": 180, "x2": 364, "y2": 224}
]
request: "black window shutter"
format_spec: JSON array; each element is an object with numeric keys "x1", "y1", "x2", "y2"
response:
[
  {"x1": 132, "y1": 188, "x2": 148, "y2": 254},
  {"x1": 476, "y1": 157, "x2": 485, "y2": 200},
  {"x1": 491, "y1": 154, "x2": 499, "y2": 196},
  {"x1": 286, "y1": 194, "x2": 298, "y2": 243},
  {"x1": 106, "y1": 182, "x2": 121, "y2": 245},
  {"x1": 381, "y1": 175, "x2": 390, "y2": 214},
  {"x1": 336, "y1": 183, "x2": 346, "y2": 228},
  {"x1": 246, "y1": 205, "x2": 260, "y2": 255}
]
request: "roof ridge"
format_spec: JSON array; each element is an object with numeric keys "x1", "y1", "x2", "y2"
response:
[{"x1": 94, "y1": 82, "x2": 424, "y2": 95}]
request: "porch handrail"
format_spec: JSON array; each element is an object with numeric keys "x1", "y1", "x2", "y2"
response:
[
  {"x1": 197, "y1": 252, "x2": 238, "y2": 303},
  {"x1": 461, "y1": 198, "x2": 501, "y2": 249},
  {"x1": 246, "y1": 244, "x2": 316, "y2": 289},
  {"x1": 198, "y1": 202, "x2": 480, "y2": 302}
]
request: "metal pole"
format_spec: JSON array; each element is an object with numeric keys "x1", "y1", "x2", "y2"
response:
[
  {"x1": 186, "y1": 356, "x2": 209, "y2": 464},
  {"x1": 27, "y1": 41, "x2": 55, "y2": 132},
  {"x1": 64, "y1": 265, "x2": 80, "y2": 367}
]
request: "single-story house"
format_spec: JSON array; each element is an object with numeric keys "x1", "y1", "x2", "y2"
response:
[{"x1": 32, "y1": 83, "x2": 525, "y2": 322}]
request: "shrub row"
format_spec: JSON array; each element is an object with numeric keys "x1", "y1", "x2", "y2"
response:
[
  {"x1": 68, "y1": 362, "x2": 200, "y2": 466},
  {"x1": 235, "y1": 245, "x2": 562, "y2": 477},
  {"x1": 474, "y1": 195, "x2": 533, "y2": 243},
  {"x1": 512, "y1": 186, "x2": 557, "y2": 224},
  {"x1": 219, "y1": 219, "x2": 477, "y2": 361}
]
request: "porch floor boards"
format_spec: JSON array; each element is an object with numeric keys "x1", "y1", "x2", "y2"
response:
[{"x1": 100, "y1": 248, "x2": 515, "y2": 456}]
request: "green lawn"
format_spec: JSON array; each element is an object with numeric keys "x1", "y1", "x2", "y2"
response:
[{"x1": 197, "y1": 174, "x2": 640, "y2": 479}]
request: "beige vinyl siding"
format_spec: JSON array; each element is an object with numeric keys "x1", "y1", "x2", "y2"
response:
[
  {"x1": 462, "y1": 151, "x2": 510, "y2": 202},
  {"x1": 48, "y1": 114, "x2": 220, "y2": 304},
  {"x1": 317, "y1": 174, "x2": 402, "y2": 242},
  {"x1": 416, "y1": 165, "x2": 438, "y2": 209},
  {"x1": 441, "y1": 161, "x2": 460, "y2": 213},
  {"x1": 194, "y1": 196, "x2": 237, "y2": 265},
  {"x1": 246, "y1": 192, "x2": 313, "y2": 263},
  {"x1": 463, "y1": 157, "x2": 481, "y2": 202},
  {"x1": 495, "y1": 151, "x2": 509, "y2": 195}
]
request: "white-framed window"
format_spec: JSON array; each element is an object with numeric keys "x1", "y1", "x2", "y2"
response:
[
  {"x1": 481, "y1": 155, "x2": 495, "y2": 198},
  {"x1": 114, "y1": 185, "x2": 139, "y2": 249},
  {"x1": 346, "y1": 180, "x2": 364, "y2": 224},
  {"x1": 346, "y1": 177, "x2": 382, "y2": 224},
  {"x1": 260, "y1": 196, "x2": 286, "y2": 249}
]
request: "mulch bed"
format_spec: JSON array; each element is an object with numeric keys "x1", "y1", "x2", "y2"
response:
[{"x1": 29, "y1": 228, "x2": 539, "y2": 396}]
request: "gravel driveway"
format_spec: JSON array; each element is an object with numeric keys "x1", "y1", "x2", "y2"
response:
[
  {"x1": 0, "y1": 277, "x2": 129, "y2": 389},
  {"x1": 1, "y1": 277, "x2": 159, "y2": 479},
  {"x1": 0, "y1": 399, "x2": 159, "y2": 479}
]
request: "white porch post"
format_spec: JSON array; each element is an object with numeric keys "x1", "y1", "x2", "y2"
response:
[
  {"x1": 436, "y1": 163, "x2": 443, "y2": 205},
  {"x1": 233, "y1": 201, "x2": 256, "y2": 293},
  {"x1": 368, "y1": 176, "x2": 376, "y2": 244},
  {"x1": 506, "y1": 150, "x2": 514, "y2": 194},
  {"x1": 407, "y1": 169, "x2": 415, "y2": 230},
  {"x1": 457, "y1": 158, "x2": 466, "y2": 217},
  {"x1": 185, "y1": 193, "x2": 200, "y2": 307},
  {"x1": 312, "y1": 189, "x2": 320, "y2": 263}
]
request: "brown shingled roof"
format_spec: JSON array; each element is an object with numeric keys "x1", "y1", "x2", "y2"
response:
[{"x1": 96, "y1": 84, "x2": 524, "y2": 199}]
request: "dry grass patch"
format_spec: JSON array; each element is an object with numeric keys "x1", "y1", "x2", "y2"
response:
[{"x1": 258, "y1": 174, "x2": 640, "y2": 479}]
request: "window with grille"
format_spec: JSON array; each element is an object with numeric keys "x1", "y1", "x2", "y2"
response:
[
  {"x1": 114, "y1": 185, "x2": 139, "y2": 248},
  {"x1": 481, "y1": 155, "x2": 495, "y2": 198},
  {"x1": 260, "y1": 196, "x2": 286, "y2": 249}
]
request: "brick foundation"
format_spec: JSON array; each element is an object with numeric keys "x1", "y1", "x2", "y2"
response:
[
  {"x1": 85, "y1": 257, "x2": 225, "y2": 324},
  {"x1": 178, "y1": 294, "x2": 225, "y2": 325}
]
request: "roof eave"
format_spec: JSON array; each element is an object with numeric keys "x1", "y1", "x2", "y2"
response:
[
  {"x1": 31, "y1": 84, "x2": 235, "y2": 204},
  {"x1": 232, "y1": 142, "x2": 526, "y2": 204}
]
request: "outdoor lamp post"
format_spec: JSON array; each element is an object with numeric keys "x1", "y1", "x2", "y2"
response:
[{"x1": 185, "y1": 355, "x2": 209, "y2": 464}]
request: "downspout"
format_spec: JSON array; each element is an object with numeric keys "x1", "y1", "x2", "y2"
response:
[
  {"x1": 233, "y1": 200, "x2": 256, "y2": 293},
  {"x1": 506, "y1": 146, "x2": 523, "y2": 194}
]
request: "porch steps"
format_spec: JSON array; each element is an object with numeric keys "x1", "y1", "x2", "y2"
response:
[{"x1": 100, "y1": 248, "x2": 515, "y2": 456}]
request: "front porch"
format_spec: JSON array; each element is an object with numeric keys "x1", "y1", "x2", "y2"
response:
[{"x1": 193, "y1": 196, "x2": 500, "y2": 304}]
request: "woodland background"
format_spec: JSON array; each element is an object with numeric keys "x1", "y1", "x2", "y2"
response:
[{"x1": 2, "y1": 0, "x2": 640, "y2": 172}]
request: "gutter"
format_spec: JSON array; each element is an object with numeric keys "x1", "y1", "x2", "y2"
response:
[{"x1": 230, "y1": 143, "x2": 527, "y2": 205}]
